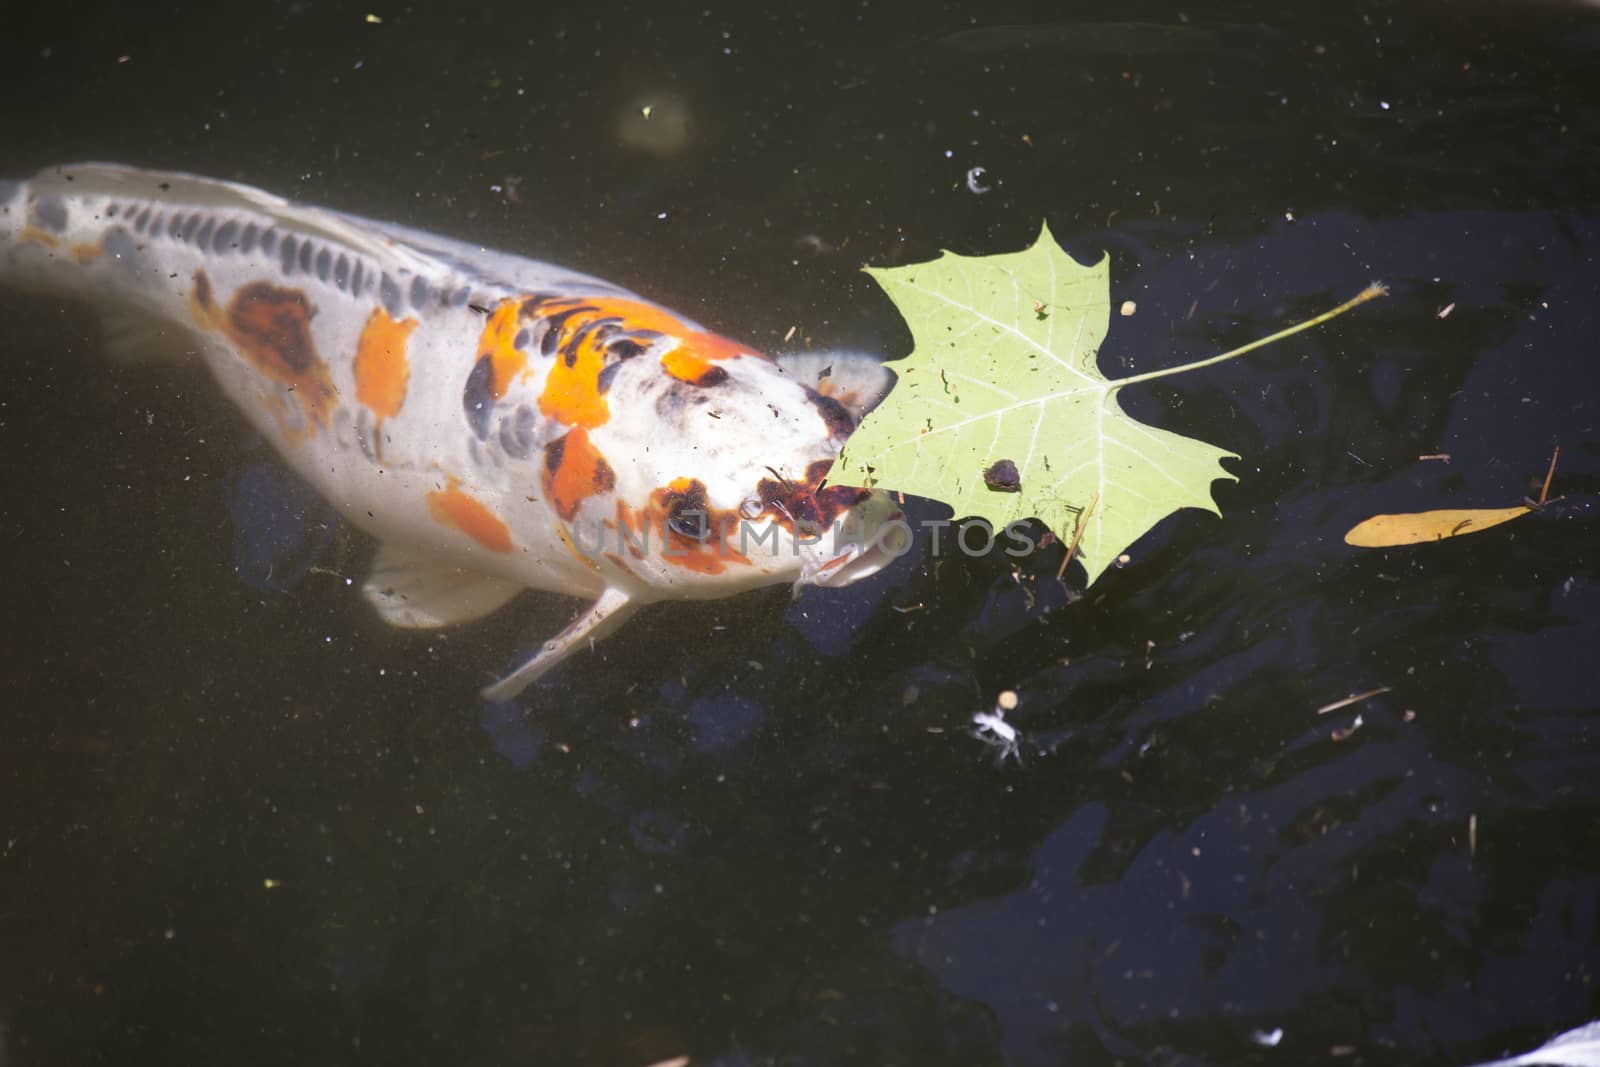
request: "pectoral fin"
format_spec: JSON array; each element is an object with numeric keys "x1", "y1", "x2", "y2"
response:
[
  {"x1": 362, "y1": 543, "x2": 524, "y2": 628},
  {"x1": 480, "y1": 586, "x2": 638, "y2": 703}
]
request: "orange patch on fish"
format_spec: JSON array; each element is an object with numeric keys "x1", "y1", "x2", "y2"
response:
[
  {"x1": 426, "y1": 478, "x2": 514, "y2": 553},
  {"x1": 71, "y1": 243, "x2": 103, "y2": 263},
  {"x1": 19, "y1": 226, "x2": 60, "y2": 249},
  {"x1": 543, "y1": 427, "x2": 616, "y2": 522},
  {"x1": 354, "y1": 306, "x2": 417, "y2": 420},
  {"x1": 537, "y1": 295, "x2": 698, "y2": 429},
  {"x1": 556, "y1": 524, "x2": 602, "y2": 574},
  {"x1": 689, "y1": 330, "x2": 762, "y2": 363},
  {"x1": 475, "y1": 299, "x2": 526, "y2": 401},
  {"x1": 661, "y1": 346, "x2": 729, "y2": 386}
]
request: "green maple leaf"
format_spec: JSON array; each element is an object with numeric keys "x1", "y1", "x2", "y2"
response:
[{"x1": 834, "y1": 222, "x2": 1383, "y2": 586}]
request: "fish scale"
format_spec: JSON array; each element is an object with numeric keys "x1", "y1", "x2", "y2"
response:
[{"x1": 0, "y1": 163, "x2": 902, "y2": 700}]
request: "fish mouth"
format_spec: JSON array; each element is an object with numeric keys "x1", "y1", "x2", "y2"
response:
[{"x1": 795, "y1": 491, "x2": 910, "y2": 589}]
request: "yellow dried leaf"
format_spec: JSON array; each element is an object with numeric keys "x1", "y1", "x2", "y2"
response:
[{"x1": 1344, "y1": 505, "x2": 1531, "y2": 547}]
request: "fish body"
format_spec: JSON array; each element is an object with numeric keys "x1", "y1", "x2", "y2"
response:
[{"x1": 0, "y1": 164, "x2": 898, "y2": 698}]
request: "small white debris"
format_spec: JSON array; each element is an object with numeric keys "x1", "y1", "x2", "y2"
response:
[
  {"x1": 965, "y1": 166, "x2": 992, "y2": 194},
  {"x1": 972, "y1": 707, "x2": 1022, "y2": 764},
  {"x1": 996, "y1": 689, "x2": 1019, "y2": 711},
  {"x1": 1119, "y1": 300, "x2": 1137, "y2": 317},
  {"x1": 364, "y1": 13, "x2": 383, "y2": 23},
  {"x1": 1252, "y1": 1028, "x2": 1284, "y2": 1047},
  {"x1": 1437, "y1": 302, "x2": 1455, "y2": 319}
]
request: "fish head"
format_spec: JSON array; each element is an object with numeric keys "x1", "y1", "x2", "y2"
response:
[{"x1": 572, "y1": 328, "x2": 903, "y2": 595}]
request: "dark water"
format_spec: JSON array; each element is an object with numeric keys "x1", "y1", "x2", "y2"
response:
[{"x1": 2, "y1": 2, "x2": 1598, "y2": 1064}]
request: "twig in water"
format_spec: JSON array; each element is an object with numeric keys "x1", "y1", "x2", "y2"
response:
[
  {"x1": 1316, "y1": 686, "x2": 1391, "y2": 716},
  {"x1": 1538, "y1": 445, "x2": 1560, "y2": 506}
]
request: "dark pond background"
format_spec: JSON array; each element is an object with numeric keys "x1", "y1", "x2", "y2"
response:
[{"x1": 2, "y1": 1, "x2": 1597, "y2": 1064}]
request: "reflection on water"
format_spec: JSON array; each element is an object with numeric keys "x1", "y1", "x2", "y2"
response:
[{"x1": 1, "y1": 1, "x2": 1597, "y2": 1065}]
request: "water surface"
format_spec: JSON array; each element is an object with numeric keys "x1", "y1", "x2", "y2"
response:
[{"x1": 1, "y1": 2, "x2": 1596, "y2": 1064}]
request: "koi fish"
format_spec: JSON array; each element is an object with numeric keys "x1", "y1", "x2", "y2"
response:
[{"x1": 0, "y1": 163, "x2": 902, "y2": 700}]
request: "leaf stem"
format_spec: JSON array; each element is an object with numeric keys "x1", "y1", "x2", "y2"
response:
[
  {"x1": 1538, "y1": 444, "x2": 1560, "y2": 506},
  {"x1": 1110, "y1": 282, "x2": 1389, "y2": 391}
]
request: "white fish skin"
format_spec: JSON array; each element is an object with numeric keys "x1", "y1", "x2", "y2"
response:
[{"x1": 0, "y1": 163, "x2": 901, "y2": 699}]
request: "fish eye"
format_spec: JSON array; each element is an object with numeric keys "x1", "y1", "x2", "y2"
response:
[
  {"x1": 738, "y1": 495, "x2": 764, "y2": 520},
  {"x1": 666, "y1": 501, "x2": 709, "y2": 541}
]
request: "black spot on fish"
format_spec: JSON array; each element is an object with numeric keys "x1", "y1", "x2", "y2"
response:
[
  {"x1": 280, "y1": 234, "x2": 298, "y2": 275},
  {"x1": 379, "y1": 274, "x2": 403, "y2": 317},
  {"x1": 104, "y1": 203, "x2": 119, "y2": 219},
  {"x1": 513, "y1": 328, "x2": 530, "y2": 350},
  {"x1": 806, "y1": 387, "x2": 856, "y2": 439},
  {"x1": 463, "y1": 355, "x2": 495, "y2": 440},
  {"x1": 168, "y1": 213, "x2": 185, "y2": 240},
  {"x1": 543, "y1": 432, "x2": 566, "y2": 475},
  {"x1": 350, "y1": 259, "x2": 365, "y2": 295},
  {"x1": 134, "y1": 207, "x2": 152, "y2": 234},
  {"x1": 409, "y1": 275, "x2": 430, "y2": 309},
  {"x1": 499, "y1": 404, "x2": 538, "y2": 459},
  {"x1": 260, "y1": 228, "x2": 278, "y2": 256},
  {"x1": 654, "y1": 380, "x2": 700, "y2": 421},
  {"x1": 30, "y1": 195, "x2": 68, "y2": 232},
  {"x1": 195, "y1": 216, "x2": 215, "y2": 250},
  {"x1": 315, "y1": 246, "x2": 332, "y2": 283},
  {"x1": 568, "y1": 316, "x2": 625, "y2": 355},
  {"x1": 181, "y1": 214, "x2": 202, "y2": 243},
  {"x1": 597, "y1": 360, "x2": 625, "y2": 394},
  {"x1": 449, "y1": 286, "x2": 471, "y2": 307},
  {"x1": 542, "y1": 306, "x2": 595, "y2": 358},
  {"x1": 609, "y1": 338, "x2": 650, "y2": 360},
  {"x1": 101, "y1": 225, "x2": 141, "y2": 270},
  {"x1": 334, "y1": 254, "x2": 350, "y2": 290},
  {"x1": 297, "y1": 239, "x2": 313, "y2": 274},
  {"x1": 213, "y1": 220, "x2": 238, "y2": 253},
  {"x1": 239, "y1": 222, "x2": 259, "y2": 255}
]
